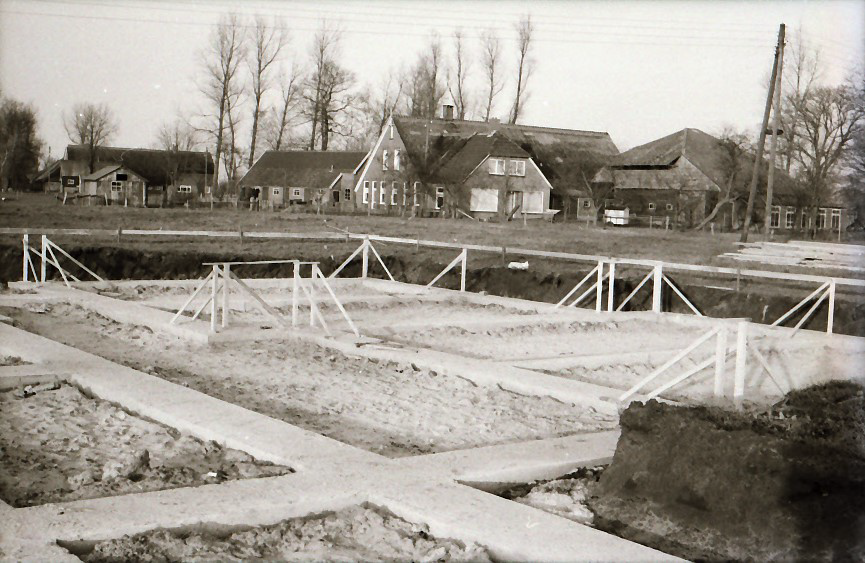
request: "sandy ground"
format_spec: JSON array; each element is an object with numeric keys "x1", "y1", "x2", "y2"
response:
[
  {"x1": 2, "y1": 303, "x2": 616, "y2": 458},
  {"x1": 0, "y1": 383, "x2": 290, "y2": 507},
  {"x1": 78, "y1": 504, "x2": 490, "y2": 562}
]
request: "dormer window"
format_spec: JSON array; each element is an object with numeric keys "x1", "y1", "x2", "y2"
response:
[
  {"x1": 382, "y1": 150, "x2": 389, "y2": 171},
  {"x1": 394, "y1": 149, "x2": 401, "y2": 171}
]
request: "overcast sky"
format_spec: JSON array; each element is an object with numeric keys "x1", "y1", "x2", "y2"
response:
[{"x1": 1, "y1": 0, "x2": 862, "y2": 162}]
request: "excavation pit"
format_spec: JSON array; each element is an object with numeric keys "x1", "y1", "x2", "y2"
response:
[
  {"x1": 0, "y1": 382, "x2": 291, "y2": 508},
  {"x1": 62, "y1": 503, "x2": 490, "y2": 562}
]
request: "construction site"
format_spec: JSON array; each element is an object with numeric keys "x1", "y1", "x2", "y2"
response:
[{"x1": 0, "y1": 228, "x2": 863, "y2": 561}]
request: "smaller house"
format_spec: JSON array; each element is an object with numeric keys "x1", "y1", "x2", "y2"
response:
[
  {"x1": 239, "y1": 150, "x2": 367, "y2": 211},
  {"x1": 82, "y1": 165, "x2": 148, "y2": 206}
]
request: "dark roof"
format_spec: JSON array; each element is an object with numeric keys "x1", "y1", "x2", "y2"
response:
[
  {"x1": 392, "y1": 116, "x2": 618, "y2": 189},
  {"x1": 82, "y1": 165, "x2": 122, "y2": 181},
  {"x1": 33, "y1": 160, "x2": 62, "y2": 182},
  {"x1": 433, "y1": 132, "x2": 530, "y2": 183},
  {"x1": 604, "y1": 128, "x2": 798, "y2": 196},
  {"x1": 64, "y1": 145, "x2": 215, "y2": 185},
  {"x1": 239, "y1": 150, "x2": 367, "y2": 188}
]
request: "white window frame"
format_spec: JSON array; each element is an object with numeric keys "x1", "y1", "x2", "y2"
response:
[
  {"x1": 177, "y1": 185, "x2": 192, "y2": 194},
  {"x1": 488, "y1": 158, "x2": 505, "y2": 175},
  {"x1": 508, "y1": 160, "x2": 526, "y2": 176},
  {"x1": 647, "y1": 202, "x2": 656, "y2": 211},
  {"x1": 371, "y1": 181, "x2": 377, "y2": 207},
  {"x1": 818, "y1": 208, "x2": 827, "y2": 230},
  {"x1": 402, "y1": 182, "x2": 407, "y2": 206},
  {"x1": 435, "y1": 186, "x2": 445, "y2": 210},
  {"x1": 394, "y1": 149, "x2": 401, "y2": 171},
  {"x1": 391, "y1": 181, "x2": 398, "y2": 205},
  {"x1": 801, "y1": 210, "x2": 809, "y2": 229},
  {"x1": 291, "y1": 188, "x2": 302, "y2": 198},
  {"x1": 379, "y1": 181, "x2": 387, "y2": 204},
  {"x1": 272, "y1": 187, "x2": 282, "y2": 196},
  {"x1": 413, "y1": 182, "x2": 420, "y2": 206},
  {"x1": 362, "y1": 181, "x2": 369, "y2": 204},
  {"x1": 831, "y1": 209, "x2": 841, "y2": 229},
  {"x1": 582, "y1": 199, "x2": 591, "y2": 209},
  {"x1": 785, "y1": 207, "x2": 795, "y2": 229},
  {"x1": 770, "y1": 205, "x2": 781, "y2": 228},
  {"x1": 389, "y1": 124, "x2": 394, "y2": 139},
  {"x1": 344, "y1": 187, "x2": 351, "y2": 201},
  {"x1": 110, "y1": 181, "x2": 123, "y2": 192},
  {"x1": 382, "y1": 149, "x2": 389, "y2": 171}
]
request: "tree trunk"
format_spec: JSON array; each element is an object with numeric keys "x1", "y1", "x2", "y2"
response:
[{"x1": 693, "y1": 197, "x2": 736, "y2": 231}]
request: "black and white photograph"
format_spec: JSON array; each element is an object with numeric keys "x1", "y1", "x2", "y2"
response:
[{"x1": 0, "y1": 0, "x2": 863, "y2": 560}]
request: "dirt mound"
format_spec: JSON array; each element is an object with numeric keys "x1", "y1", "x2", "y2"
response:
[
  {"x1": 589, "y1": 381, "x2": 865, "y2": 561},
  {"x1": 76, "y1": 504, "x2": 490, "y2": 562}
]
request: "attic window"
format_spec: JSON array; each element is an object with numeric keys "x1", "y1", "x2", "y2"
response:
[
  {"x1": 382, "y1": 150, "x2": 389, "y2": 171},
  {"x1": 648, "y1": 202, "x2": 656, "y2": 211},
  {"x1": 389, "y1": 124, "x2": 394, "y2": 139},
  {"x1": 508, "y1": 160, "x2": 526, "y2": 176},
  {"x1": 394, "y1": 149, "x2": 401, "y2": 171},
  {"x1": 115, "y1": 173, "x2": 128, "y2": 181},
  {"x1": 178, "y1": 185, "x2": 193, "y2": 193},
  {"x1": 583, "y1": 200, "x2": 591, "y2": 208},
  {"x1": 488, "y1": 158, "x2": 505, "y2": 175}
]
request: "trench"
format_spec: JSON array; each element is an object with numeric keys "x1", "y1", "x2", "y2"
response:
[{"x1": 2, "y1": 240, "x2": 863, "y2": 337}]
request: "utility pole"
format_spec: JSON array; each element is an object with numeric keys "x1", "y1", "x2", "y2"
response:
[
  {"x1": 740, "y1": 23, "x2": 785, "y2": 243},
  {"x1": 763, "y1": 27, "x2": 786, "y2": 238}
]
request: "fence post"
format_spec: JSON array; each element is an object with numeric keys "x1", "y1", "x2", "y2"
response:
[
  {"x1": 827, "y1": 279, "x2": 836, "y2": 336},
  {"x1": 361, "y1": 236, "x2": 369, "y2": 278},
  {"x1": 292, "y1": 260, "x2": 299, "y2": 327},
  {"x1": 460, "y1": 248, "x2": 467, "y2": 292},
  {"x1": 309, "y1": 264, "x2": 316, "y2": 327},
  {"x1": 733, "y1": 321, "x2": 748, "y2": 408},
  {"x1": 714, "y1": 326, "x2": 728, "y2": 397},
  {"x1": 22, "y1": 234, "x2": 29, "y2": 282},
  {"x1": 210, "y1": 265, "x2": 219, "y2": 333},
  {"x1": 595, "y1": 260, "x2": 604, "y2": 312},
  {"x1": 40, "y1": 235, "x2": 47, "y2": 282},
  {"x1": 221, "y1": 264, "x2": 230, "y2": 329},
  {"x1": 651, "y1": 263, "x2": 663, "y2": 313},
  {"x1": 607, "y1": 261, "x2": 616, "y2": 312}
]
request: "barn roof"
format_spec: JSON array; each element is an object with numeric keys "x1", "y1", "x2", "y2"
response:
[
  {"x1": 82, "y1": 165, "x2": 122, "y2": 181},
  {"x1": 392, "y1": 116, "x2": 618, "y2": 189},
  {"x1": 63, "y1": 145, "x2": 215, "y2": 185},
  {"x1": 432, "y1": 132, "x2": 530, "y2": 183},
  {"x1": 239, "y1": 150, "x2": 367, "y2": 188}
]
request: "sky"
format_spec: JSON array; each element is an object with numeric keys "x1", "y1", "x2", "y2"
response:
[{"x1": 1, "y1": 0, "x2": 863, "y2": 165}]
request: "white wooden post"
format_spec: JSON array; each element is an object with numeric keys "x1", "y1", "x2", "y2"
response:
[
  {"x1": 651, "y1": 263, "x2": 663, "y2": 313},
  {"x1": 460, "y1": 248, "x2": 467, "y2": 292},
  {"x1": 714, "y1": 326, "x2": 728, "y2": 397},
  {"x1": 309, "y1": 264, "x2": 316, "y2": 327},
  {"x1": 292, "y1": 260, "x2": 299, "y2": 327},
  {"x1": 827, "y1": 279, "x2": 835, "y2": 336},
  {"x1": 595, "y1": 260, "x2": 604, "y2": 312},
  {"x1": 733, "y1": 321, "x2": 748, "y2": 408},
  {"x1": 210, "y1": 265, "x2": 219, "y2": 333},
  {"x1": 22, "y1": 234, "x2": 29, "y2": 282},
  {"x1": 221, "y1": 264, "x2": 230, "y2": 329},
  {"x1": 40, "y1": 235, "x2": 47, "y2": 282},
  {"x1": 361, "y1": 236, "x2": 369, "y2": 278},
  {"x1": 607, "y1": 262, "x2": 616, "y2": 312}
]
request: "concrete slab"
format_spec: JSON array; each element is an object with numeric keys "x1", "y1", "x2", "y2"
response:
[{"x1": 0, "y1": 365, "x2": 63, "y2": 390}]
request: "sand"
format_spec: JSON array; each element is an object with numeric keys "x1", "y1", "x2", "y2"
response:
[
  {"x1": 78, "y1": 504, "x2": 490, "y2": 562},
  {"x1": 3, "y1": 303, "x2": 616, "y2": 458},
  {"x1": 0, "y1": 383, "x2": 290, "y2": 507}
]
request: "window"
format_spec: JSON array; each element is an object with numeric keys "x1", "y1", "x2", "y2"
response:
[
  {"x1": 205, "y1": 185, "x2": 211, "y2": 194},
  {"x1": 389, "y1": 124, "x2": 394, "y2": 139},
  {"x1": 524, "y1": 191, "x2": 544, "y2": 213},
  {"x1": 403, "y1": 182, "x2": 407, "y2": 206},
  {"x1": 582, "y1": 199, "x2": 592, "y2": 208},
  {"x1": 362, "y1": 181, "x2": 370, "y2": 204},
  {"x1": 817, "y1": 208, "x2": 827, "y2": 230},
  {"x1": 272, "y1": 187, "x2": 281, "y2": 196},
  {"x1": 382, "y1": 150, "x2": 389, "y2": 171},
  {"x1": 370, "y1": 181, "x2": 376, "y2": 207},
  {"x1": 110, "y1": 181, "x2": 122, "y2": 192},
  {"x1": 379, "y1": 182, "x2": 387, "y2": 204},
  {"x1": 785, "y1": 207, "x2": 795, "y2": 229},
  {"x1": 391, "y1": 182, "x2": 398, "y2": 205},
  {"x1": 115, "y1": 173, "x2": 128, "y2": 181},
  {"x1": 291, "y1": 188, "x2": 302, "y2": 197},
  {"x1": 666, "y1": 203, "x2": 674, "y2": 211},
  {"x1": 344, "y1": 187, "x2": 351, "y2": 201},
  {"x1": 647, "y1": 202, "x2": 656, "y2": 211},
  {"x1": 508, "y1": 160, "x2": 526, "y2": 176},
  {"x1": 770, "y1": 205, "x2": 781, "y2": 228},
  {"x1": 413, "y1": 182, "x2": 421, "y2": 206},
  {"x1": 488, "y1": 158, "x2": 505, "y2": 175},
  {"x1": 831, "y1": 209, "x2": 841, "y2": 230},
  {"x1": 178, "y1": 185, "x2": 193, "y2": 194},
  {"x1": 435, "y1": 186, "x2": 445, "y2": 210},
  {"x1": 801, "y1": 210, "x2": 809, "y2": 229},
  {"x1": 394, "y1": 149, "x2": 401, "y2": 171}
]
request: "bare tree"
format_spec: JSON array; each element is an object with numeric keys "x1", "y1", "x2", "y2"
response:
[
  {"x1": 266, "y1": 63, "x2": 302, "y2": 150},
  {"x1": 63, "y1": 102, "x2": 118, "y2": 174},
  {"x1": 358, "y1": 68, "x2": 404, "y2": 146},
  {"x1": 479, "y1": 29, "x2": 504, "y2": 122},
  {"x1": 780, "y1": 29, "x2": 822, "y2": 174},
  {"x1": 404, "y1": 35, "x2": 446, "y2": 119},
  {"x1": 198, "y1": 13, "x2": 245, "y2": 186},
  {"x1": 447, "y1": 30, "x2": 470, "y2": 120},
  {"x1": 317, "y1": 60, "x2": 355, "y2": 150},
  {"x1": 247, "y1": 16, "x2": 287, "y2": 167},
  {"x1": 790, "y1": 78, "x2": 864, "y2": 236},
  {"x1": 694, "y1": 128, "x2": 751, "y2": 230},
  {"x1": 156, "y1": 118, "x2": 198, "y2": 185},
  {"x1": 304, "y1": 22, "x2": 340, "y2": 150},
  {"x1": 508, "y1": 15, "x2": 534, "y2": 124},
  {"x1": 0, "y1": 96, "x2": 42, "y2": 190}
]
